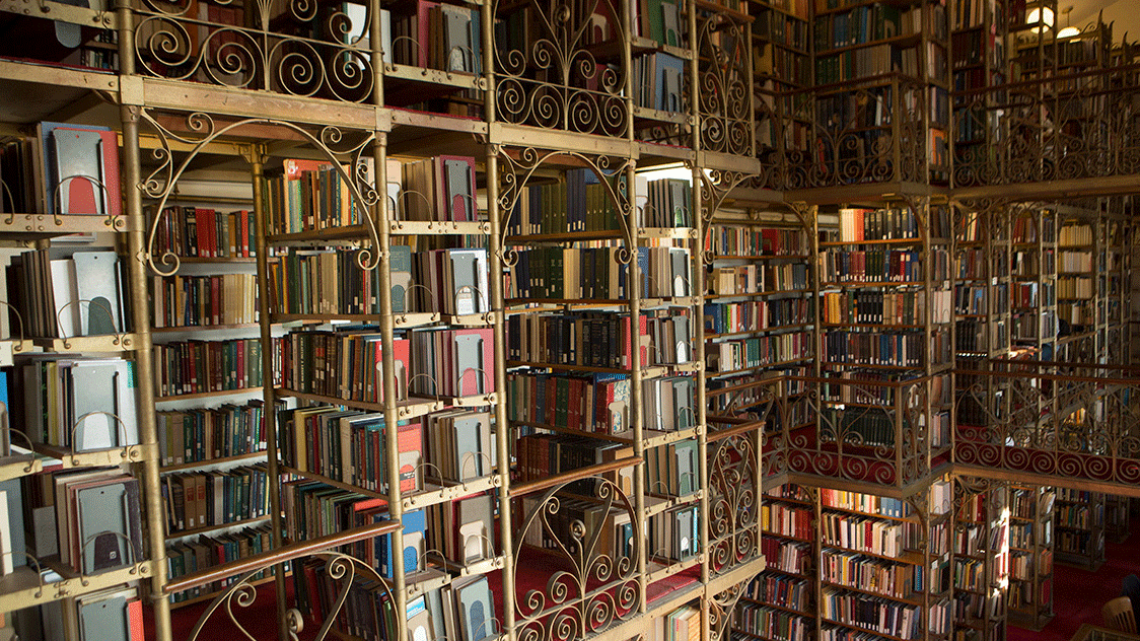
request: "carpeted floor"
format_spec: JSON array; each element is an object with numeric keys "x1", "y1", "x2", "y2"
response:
[{"x1": 1010, "y1": 517, "x2": 1140, "y2": 641}]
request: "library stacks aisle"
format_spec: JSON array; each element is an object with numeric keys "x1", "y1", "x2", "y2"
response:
[{"x1": 0, "y1": 1, "x2": 1136, "y2": 641}]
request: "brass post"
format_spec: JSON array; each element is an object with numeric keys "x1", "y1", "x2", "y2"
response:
[
  {"x1": 373, "y1": 133, "x2": 408, "y2": 639},
  {"x1": 114, "y1": 5, "x2": 173, "y2": 640},
  {"x1": 120, "y1": 102, "x2": 173, "y2": 641},
  {"x1": 692, "y1": 169, "x2": 711, "y2": 588},
  {"x1": 627, "y1": 162, "x2": 647, "y2": 614},
  {"x1": 485, "y1": 148, "x2": 516, "y2": 641},
  {"x1": 249, "y1": 149, "x2": 289, "y2": 639}
]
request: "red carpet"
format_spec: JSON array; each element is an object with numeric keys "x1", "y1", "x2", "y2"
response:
[{"x1": 1010, "y1": 517, "x2": 1140, "y2": 641}]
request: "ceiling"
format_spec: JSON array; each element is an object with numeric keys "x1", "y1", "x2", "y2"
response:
[{"x1": 1066, "y1": 0, "x2": 1140, "y2": 44}]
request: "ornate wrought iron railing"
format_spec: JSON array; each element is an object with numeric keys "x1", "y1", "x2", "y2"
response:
[
  {"x1": 955, "y1": 359, "x2": 1140, "y2": 488},
  {"x1": 709, "y1": 372, "x2": 946, "y2": 492},
  {"x1": 756, "y1": 74, "x2": 932, "y2": 190},
  {"x1": 952, "y1": 63, "x2": 1140, "y2": 187}
]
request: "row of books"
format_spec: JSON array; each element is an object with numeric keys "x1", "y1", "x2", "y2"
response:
[
  {"x1": 820, "y1": 550, "x2": 916, "y2": 599},
  {"x1": 818, "y1": 370, "x2": 935, "y2": 406},
  {"x1": 703, "y1": 298, "x2": 813, "y2": 335},
  {"x1": 644, "y1": 177, "x2": 691, "y2": 228},
  {"x1": 1012, "y1": 313, "x2": 1057, "y2": 341},
  {"x1": 1058, "y1": 251, "x2": 1094, "y2": 272},
  {"x1": 17, "y1": 357, "x2": 140, "y2": 452},
  {"x1": 506, "y1": 246, "x2": 691, "y2": 300},
  {"x1": 822, "y1": 290, "x2": 951, "y2": 326},
  {"x1": 955, "y1": 286, "x2": 987, "y2": 316},
  {"x1": 1058, "y1": 224, "x2": 1094, "y2": 247},
  {"x1": 633, "y1": 53, "x2": 685, "y2": 114},
  {"x1": 515, "y1": 433, "x2": 633, "y2": 496},
  {"x1": 505, "y1": 372, "x2": 630, "y2": 434},
  {"x1": 409, "y1": 327, "x2": 494, "y2": 398},
  {"x1": 1010, "y1": 521, "x2": 1049, "y2": 550},
  {"x1": 8, "y1": 250, "x2": 128, "y2": 339},
  {"x1": 655, "y1": 604, "x2": 702, "y2": 641},
  {"x1": 0, "y1": 122, "x2": 119, "y2": 217},
  {"x1": 822, "y1": 329, "x2": 949, "y2": 368},
  {"x1": 157, "y1": 402, "x2": 268, "y2": 467},
  {"x1": 391, "y1": 1, "x2": 481, "y2": 74},
  {"x1": 821, "y1": 249, "x2": 950, "y2": 283},
  {"x1": 395, "y1": 155, "x2": 478, "y2": 222},
  {"x1": 754, "y1": 45, "x2": 812, "y2": 86},
  {"x1": 821, "y1": 488, "x2": 915, "y2": 518},
  {"x1": 1056, "y1": 530, "x2": 1104, "y2": 556},
  {"x1": 49, "y1": 469, "x2": 143, "y2": 575},
  {"x1": 280, "y1": 480, "x2": 415, "y2": 578},
  {"x1": 709, "y1": 226, "x2": 808, "y2": 257},
  {"x1": 645, "y1": 439, "x2": 698, "y2": 497},
  {"x1": 754, "y1": 8, "x2": 810, "y2": 51},
  {"x1": 425, "y1": 410, "x2": 495, "y2": 483},
  {"x1": 820, "y1": 588, "x2": 921, "y2": 639},
  {"x1": 269, "y1": 249, "x2": 385, "y2": 317},
  {"x1": 151, "y1": 273, "x2": 259, "y2": 328},
  {"x1": 648, "y1": 504, "x2": 700, "y2": 562},
  {"x1": 279, "y1": 406, "x2": 423, "y2": 494},
  {"x1": 952, "y1": 557, "x2": 987, "y2": 592},
  {"x1": 745, "y1": 572, "x2": 813, "y2": 612},
  {"x1": 428, "y1": 491, "x2": 495, "y2": 566},
  {"x1": 413, "y1": 247, "x2": 492, "y2": 317},
  {"x1": 955, "y1": 248, "x2": 994, "y2": 280},
  {"x1": 263, "y1": 159, "x2": 367, "y2": 236},
  {"x1": 506, "y1": 313, "x2": 653, "y2": 367},
  {"x1": 152, "y1": 207, "x2": 258, "y2": 259},
  {"x1": 736, "y1": 604, "x2": 811, "y2": 641},
  {"x1": 761, "y1": 501, "x2": 812, "y2": 539},
  {"x1": 819, "y1": 513, "x2": 906, "y2": 557},
  {"x1": 506, "y1": 169, "x2": 621, "y2": 236},
  {"x1": 161, "y1": 464, "x2": 269, "y2": 534},
  {"x1": 761, "y1": 538, "x2": 812, "y2": 574},
  {"x1": 1012, "y1": 215, "x2": 1056, "y2": 244},
  {"x1": 708, "y1": 263, "x2": 809, "y2": 297},
  {"x1": 951, "y1": 0, "x2": 999, "y2": 30},
  {"x1": 953, "y1": 522, "x2": 1006, "y2": 557},
  {"x1": 706, "y1": 331, "x2": 813, "y2": 372},
  {"x1": 153, "y1": 338, "x2": 281, "y2": 397},
  {"x1": 1012, "y1": 282, "x2": 1056, "y2": 308},
  {"x1": 1058, "y1": 302, "x2": 1094, "y2": 325},
  {"x1": 1010, "y1": 550, "x2": 1051, "y2": 580},
  {"x1": 166, "y1": 523, "x2": 276, "y2": 602},
  {"x1": 1055, "y1": 504, "x2": 1097, "y2": 529},
  {"x1": 812, "y1": 4, "x2": 914, "y2": 52}
]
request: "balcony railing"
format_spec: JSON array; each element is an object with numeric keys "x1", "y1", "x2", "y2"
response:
[
  {"x1": 952, "y1": 64, "x2": 1140, "y2": 187},
  {"x1": 955, "y1": 359, "x2": 1140, "y2": 488}
]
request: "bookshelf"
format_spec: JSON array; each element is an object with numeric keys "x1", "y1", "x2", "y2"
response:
[
  {"x1": 1056, "y1": 214, "x2": 1097, "y2": 364},
  {"x1": 1105, "y1": 495, "x2": 1130, "y2": 544},
  {"x1": 705, "y1": 208, "x2": 815, "y2": 411},
  {"x1": 1053, "y1": 488, "x2": 1106, "y2": 571},
  {"x1": 952, "y1": 478, "x2": 1010, "y2": 641},
  {"x1": 2, "y1": 1, "x2": 1140, "y2": 640},
  {"x1": 1007, "y1": 485, "x2": 1054, "y2": 631},
  {"x1": 1011, "y1": 206, "x2": 1058, "y2": 363},
  {"x1": 749, "y1": 484, "x2": 816, "y2": 641},
  {"x1": 954, "y1": 203, "x2": 1011, "y2": 437},
  {"x1": 0, "y1": 129, "x2": 168, "y2": 635},
  {"x1": 146, "y1": 191, "x2": 280, "y2": 606},
  {"x1": 950, "y1": 0, "x2": 1006, "y2": 188}
]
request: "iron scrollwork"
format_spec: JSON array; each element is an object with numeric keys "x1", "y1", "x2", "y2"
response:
[
  {"x1": 138, "y1": 109, "x2": 382, "y2": 276},
  {"x1": 513, "y1": 477, "x2": 641, "y2": 641},
  {"x1": 492, "y1": 0, "x2": 628, "y2": 136},
  {"x1": 134, "y1": 0, "x2": 375, "y2": 102}
]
